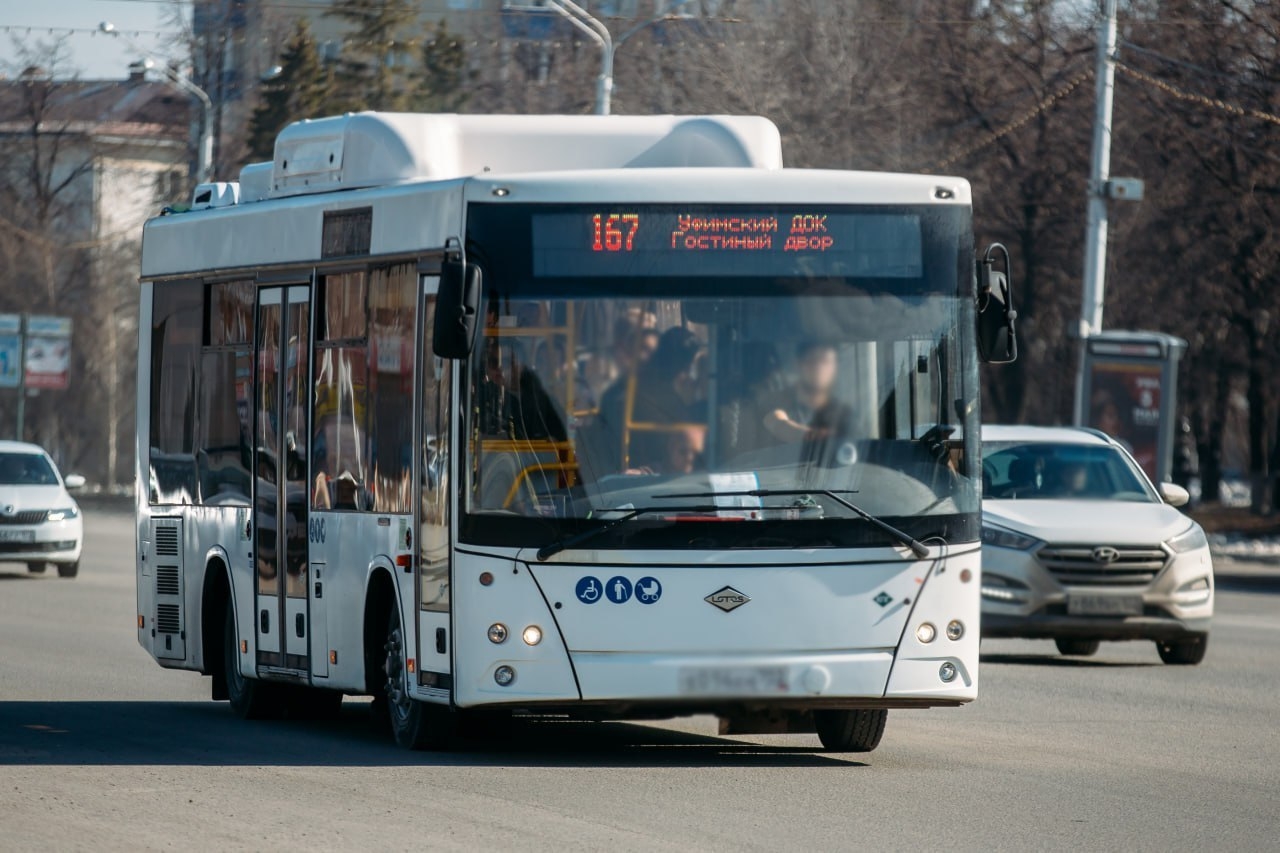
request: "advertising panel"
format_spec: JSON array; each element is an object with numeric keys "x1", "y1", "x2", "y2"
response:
[
  {"x1": 1087, "y1": 360, "x2": 1163, "y2": 480},
  {"x1": 0, "y1": 314, "x2": 20, "y2": 389},
  {"x1": 24, "y1": 315, "x2": 72, "y2": 390}
]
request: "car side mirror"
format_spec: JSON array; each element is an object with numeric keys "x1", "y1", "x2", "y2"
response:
[
  {"x1": 64, "y1": 474, "x2": 86, "y2": 491},
  {"x1": 977, "y1": 243, "x2": 1017, "y2": 364},
  {"x1": 433, "y1": 258, "x2": 482, "y2": 360},
  {"x1": 1159, "y1": 482, "x2": 1189, "y2": 507}
]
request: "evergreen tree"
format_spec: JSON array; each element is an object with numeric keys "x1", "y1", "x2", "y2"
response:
[
  {"x1": 414, "y1": 19, "x2": 471, "y2": 113},
  {"x1": 247, "y1": 20, "x2": 332, "y2": 160},
  {"x1": 325, "y1": 0, "x2": 419, "y2": 111}
]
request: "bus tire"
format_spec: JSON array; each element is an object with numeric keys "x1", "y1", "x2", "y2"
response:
[
  {"x1": 224, "y1": 603, "x2": 282, "y2": 719},
  {"x1": 26, "y1": 562, "x2": 47, "y2": 574},
  {"x1": 56, "y1": 562, "x2": 78, "y2": 579},
  {"x1": 1054, "y1": 638, "x2": 1101, "y2": 657},
  {"x1": 1156, "y1": 635, "x2": 1207, "y2": 665},
  {"x1": 814, "y1": 709, "x2": 888, "y2": 753},
  {"x1": 383, "y1": 604, "x2": 451, "y2": 750}
]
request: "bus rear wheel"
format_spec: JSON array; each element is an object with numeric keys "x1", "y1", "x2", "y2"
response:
[
  {"x1": 814, "y1": 709, "x2": 888, "y2": 753},
  {"x1": 383, "y1": 606, "x2": 451, "y2": 749},
  {"x1": 224, "y1": 604, "x2": 282, "y2": 719}
]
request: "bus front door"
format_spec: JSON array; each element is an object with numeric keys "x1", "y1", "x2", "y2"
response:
[
  {"x1": 416, "y1": 276, "x2": 452, "y2": 689},
  {"x1": 252, "y1": 284, "x2": 312, "y2": 673}
]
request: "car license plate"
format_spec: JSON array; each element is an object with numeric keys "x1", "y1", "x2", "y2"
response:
[
  {"x1": 677, "y1": 666, "x2": 790, "y2": 696},
  {"x1": 0, "y1": 529, "x2": 35, "y2": 543},
  {"x1": 1067, "y1": 594, "x2": 1143, "y2": 616}
]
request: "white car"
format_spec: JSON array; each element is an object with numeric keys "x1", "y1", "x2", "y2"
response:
[
  {"x1": 980, "y1": 425, "x2": 1212, "y2": 664},
  {"x1": 0, "y1": 440, "x2": 85, "y2": 578}
]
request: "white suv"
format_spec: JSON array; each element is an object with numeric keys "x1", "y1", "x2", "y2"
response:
[
  {"x1": 980, "y1": 425, "x2": 1212, "y2": 664},
  {"x1": 0, "y1": 441, "x2": 85, "y2": 578}
]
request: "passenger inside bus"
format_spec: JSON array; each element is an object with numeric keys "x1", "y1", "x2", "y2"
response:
[
  {"x1": 479, "y1": 337, "x2": 567, "y2": 442},
  {"x1": 598, "y1": 326, "x2": 706, "y2": 472}
]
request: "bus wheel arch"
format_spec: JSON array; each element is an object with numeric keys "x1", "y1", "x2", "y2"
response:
[
  {"x1": 364, "y1": 566, "x2": 451, "y2": 749},
  {"x1": 201, "y1": 556, "x2": 232, "y2": 701}
]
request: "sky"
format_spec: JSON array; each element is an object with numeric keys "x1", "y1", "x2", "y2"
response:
[{"x1": 0, "y1": 0, "x2": 181, "y2": 80}]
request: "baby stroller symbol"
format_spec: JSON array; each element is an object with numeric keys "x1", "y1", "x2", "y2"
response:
[{"x1": 635, "y1": 577, "x2": 662, "y2": 604}]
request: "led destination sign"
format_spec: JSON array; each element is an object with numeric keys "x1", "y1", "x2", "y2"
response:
[{"x1": 531, "y1": 208, "x2": 923, "y2": 279}]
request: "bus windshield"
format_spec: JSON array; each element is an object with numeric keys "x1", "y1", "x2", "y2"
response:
[{"x1": 460, "y1": 202, "x2": 979, "y2": 551}]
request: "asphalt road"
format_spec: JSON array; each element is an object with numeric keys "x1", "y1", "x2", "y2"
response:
[{"x1": 2, "y1": 509, "x2": 1278, "y2": 851}]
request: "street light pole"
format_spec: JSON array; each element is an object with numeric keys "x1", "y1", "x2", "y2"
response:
[
  {"x1": 99, "y1": 21, "x2": 214, "y2": 183},
  {"x1": 542, "y1": 0, "x2": 693, "y2": 115},
  {"x1": 1073, "y1": 0, "x2": 1119, "y2": 424}
]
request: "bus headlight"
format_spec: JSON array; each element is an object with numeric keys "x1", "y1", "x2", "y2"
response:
[
  {"x1": 494, "y1": 665, "x2": 516, "y2": 686},
  {"x1": 487, "y1": 623, "x2": 508, "y2": 644},
  {"x1": 939, "y1": 661, "x2": 958, "y2": 683},
  {"x1": 916, "y1": 622, "x2": 937, "y2": 644},
  {"x1": 946, "y1": 620, "x2": 964, "y2": 641},
  {"x1": 522, "y1": 625, "x2": 543, "y2": 646}
]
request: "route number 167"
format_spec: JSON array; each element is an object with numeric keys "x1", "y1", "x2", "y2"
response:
[{"x1": 592, "y1": 213, "x2": 640, "y2": 252}]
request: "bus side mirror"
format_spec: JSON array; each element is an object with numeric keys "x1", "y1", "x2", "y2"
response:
[
  {"x1": 433, "y1": 259, "x2": 481, "y2": 359},
  {"x1": 977, "y1": 243, "x2": 1017, "y2": 364}
]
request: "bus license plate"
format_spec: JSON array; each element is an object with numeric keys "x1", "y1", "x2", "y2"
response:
[
  {"x1": 0, "y1": 530, "x2": 35, "y2": 543},
  {"x1": 678, "y1": 666, "x2": 790, "y2": 696},
  {"x1": 1067, "y1": 594, "x2": 1143, "y2": 616}
]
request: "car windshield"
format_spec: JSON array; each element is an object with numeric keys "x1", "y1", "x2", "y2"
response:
[
  {"x1": 0, "y1": 452, "x2": 58, "y2": 486},
  {"x1": 982, "y1": 441, "x2": 1157, "y2": 502}
]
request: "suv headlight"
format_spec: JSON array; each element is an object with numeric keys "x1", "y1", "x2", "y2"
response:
[
  {"x1": 46, "y1": 507, "x2": 79, "y2": 522},
  {"x1": 1166, "y1": 523, "x2": 1208, "y2": 554},
  {"x1": 981, "y1": 524, "x2": 1041, "y2": 551}
]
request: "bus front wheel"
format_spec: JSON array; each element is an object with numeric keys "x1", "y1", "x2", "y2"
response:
[
  {"x1": 383, "y1": 606, "x2": 451, "y2": 749},
  {"x1": 814, "y1": 709, "x2": 888, "y2": 753}
]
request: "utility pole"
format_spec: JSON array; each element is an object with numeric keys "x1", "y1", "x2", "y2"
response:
[{"x1": 1074, "y1": 0, "x2": 1119, "y2": 424}]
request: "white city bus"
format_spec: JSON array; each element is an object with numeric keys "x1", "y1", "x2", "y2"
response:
[{"x1": 135, "y1": 113, "x2": 1016, "y2": 752}]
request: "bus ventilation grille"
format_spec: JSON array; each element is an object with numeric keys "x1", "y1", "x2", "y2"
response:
[
  {"x1": 156, "y1": 604, "x2": 181, "y2": 635},
  {"x1": 154, "y1": 527, "x2": 180, "y2": 557},
  {"x1": 156, "y1": 566, "x2": 180, "y2": 597}
]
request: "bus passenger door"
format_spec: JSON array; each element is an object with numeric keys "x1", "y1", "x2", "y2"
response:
[
  {"x1": 416, "y1": 276, "x2": 452, "y2": 689},
  {"x1": 253, "y1": 284, "x2": 312, "y2": 673}
]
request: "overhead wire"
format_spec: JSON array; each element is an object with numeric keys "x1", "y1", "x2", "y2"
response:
[{"x1": 927, "y1": 65, "x2": 1094, "y2": 173}]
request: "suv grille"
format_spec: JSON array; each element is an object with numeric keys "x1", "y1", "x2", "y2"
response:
[
  {"x1": 1037, "y1": 545, "x2": 1168, "y2": 586},
  {"x1": 0, "y1": 510, "x2": 48, "y2": 525}
]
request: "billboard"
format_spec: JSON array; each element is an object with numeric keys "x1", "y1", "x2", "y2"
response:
[
  {"x1": 0, "y1": 314, "x2": 20, "y2": 389},
  {"x1": 24, "y1": 315, "x2": 72, "y2": 391},
  {"x1": 1087, "y1": 360, "x2": 1163, "y2": 480}
]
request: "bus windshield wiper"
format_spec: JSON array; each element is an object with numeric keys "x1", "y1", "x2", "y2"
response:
[
  {"x1": 655, "y1": 488, "x2": 930, "y2": 559},
  {"x1": 534, "y1": 504, "x2": 721, "y2": 562}
]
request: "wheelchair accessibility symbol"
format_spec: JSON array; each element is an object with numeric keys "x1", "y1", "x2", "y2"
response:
[
  {"x1": 575, "y1": 576, "x2": 602, "y2": 604},
  {"x1": 635, "y1": 577, "x2": 662, "y2": 604}
]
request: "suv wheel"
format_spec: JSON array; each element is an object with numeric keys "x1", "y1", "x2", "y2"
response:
[
  {"x1": 1157, "y1": 635, "x2": 1207, "y2": 665},
  {"x1": 1055, "y1": 638, "x2": 1101, "y2": 657}
]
